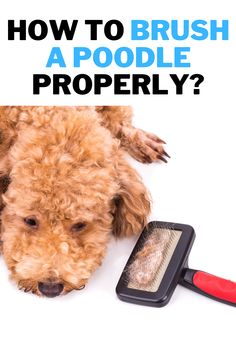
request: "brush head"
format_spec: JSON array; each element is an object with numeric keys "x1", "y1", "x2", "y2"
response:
[{"x1": 116, "y1": 221, "x2": 195, "y2": 307}]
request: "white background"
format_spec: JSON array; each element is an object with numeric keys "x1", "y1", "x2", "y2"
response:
[{"x1": 0, "y1": 1, "x2": 236, "y2": 353}]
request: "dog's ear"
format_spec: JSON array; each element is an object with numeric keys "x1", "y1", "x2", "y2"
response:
[
  {"x1": 0, "y1": 155, "x2": 12, "y2": 198},
  {"x1": 0, "y1": 116, "x2": 14, "y2": 211},
  {"x1": 112, "y1": 158, "x2": 151, "y2": 237},
  {"x1": 0, "y1": 175, "x2": 11, "y2": 194},
  {"x1": 0, "y1": 154, "x2": 12, "y2": 212},
  {"x1": 0, "y1": 174, "x2": 11, "y2": 211}
]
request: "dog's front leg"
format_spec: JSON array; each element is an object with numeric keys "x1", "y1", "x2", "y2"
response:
[{"x1": 97, "y1": 106, "x2": 169, "y2": 163}]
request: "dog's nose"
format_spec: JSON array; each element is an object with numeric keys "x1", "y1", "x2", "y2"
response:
[{"x1": 38, "y1": 281, "x2": 64, "y2": 297}]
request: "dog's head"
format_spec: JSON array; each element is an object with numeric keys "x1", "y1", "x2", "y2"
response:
[{"x1": 0, "y1": 108, "x2": 150, "y2": 297}]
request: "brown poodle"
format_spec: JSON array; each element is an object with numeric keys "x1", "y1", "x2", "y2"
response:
[{"x1": 0, "y1": 106, "x2": 168, "y2": 297}]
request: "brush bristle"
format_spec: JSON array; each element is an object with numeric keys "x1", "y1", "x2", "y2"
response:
[{"x1": 128, "y1": 228, "x2": 181, "y2": 292}]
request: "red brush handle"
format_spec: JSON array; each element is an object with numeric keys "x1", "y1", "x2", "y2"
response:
[
  {"x1": 180, "y1": 268, "x2": 236, "y2": 306},
  {"x1": 193, "y1": 271, "x2": 236, "y2": 304}
]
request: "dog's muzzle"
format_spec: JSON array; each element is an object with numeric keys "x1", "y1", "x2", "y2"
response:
[{"x1": 38, "y1": 281, "x2": 64, "y2": 297}]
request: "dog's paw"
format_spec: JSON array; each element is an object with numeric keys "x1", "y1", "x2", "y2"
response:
[{"x1": 121, "y1": 127, "x2": 170, "y2": 164}]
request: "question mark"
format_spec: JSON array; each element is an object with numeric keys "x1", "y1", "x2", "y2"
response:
[{"x1": 190, "y1": 74, "x2": 204, "y2": 94}]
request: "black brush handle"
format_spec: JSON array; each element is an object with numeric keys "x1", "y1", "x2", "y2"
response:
[{"x1": 179, "y1": 268, "x2": 236, "y2": 307}]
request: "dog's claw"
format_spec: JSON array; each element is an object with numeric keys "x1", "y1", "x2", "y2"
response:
[
  {"x1": 161, "y1": 139, "x2": 166, "y2": 144},
  {"x1": 77, "y1": 285, "x2": 85, "y2": 290},
  {"x1": 163, "y1": 150, "x2": 170, "y2": 158},
  {"x1": 157, "y1": 138, "x2": 166, "y2": 144},
  {"x1": 146, "y1": 132, "x2": 166, "y2": 144},
  {"x1": 158, "y1": 155, "x2": 168, "y2": 163}
]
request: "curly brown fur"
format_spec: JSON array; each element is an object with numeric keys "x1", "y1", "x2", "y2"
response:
[{"x1": 0, "y1": 106, "x2": 168, "y2": 297}]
